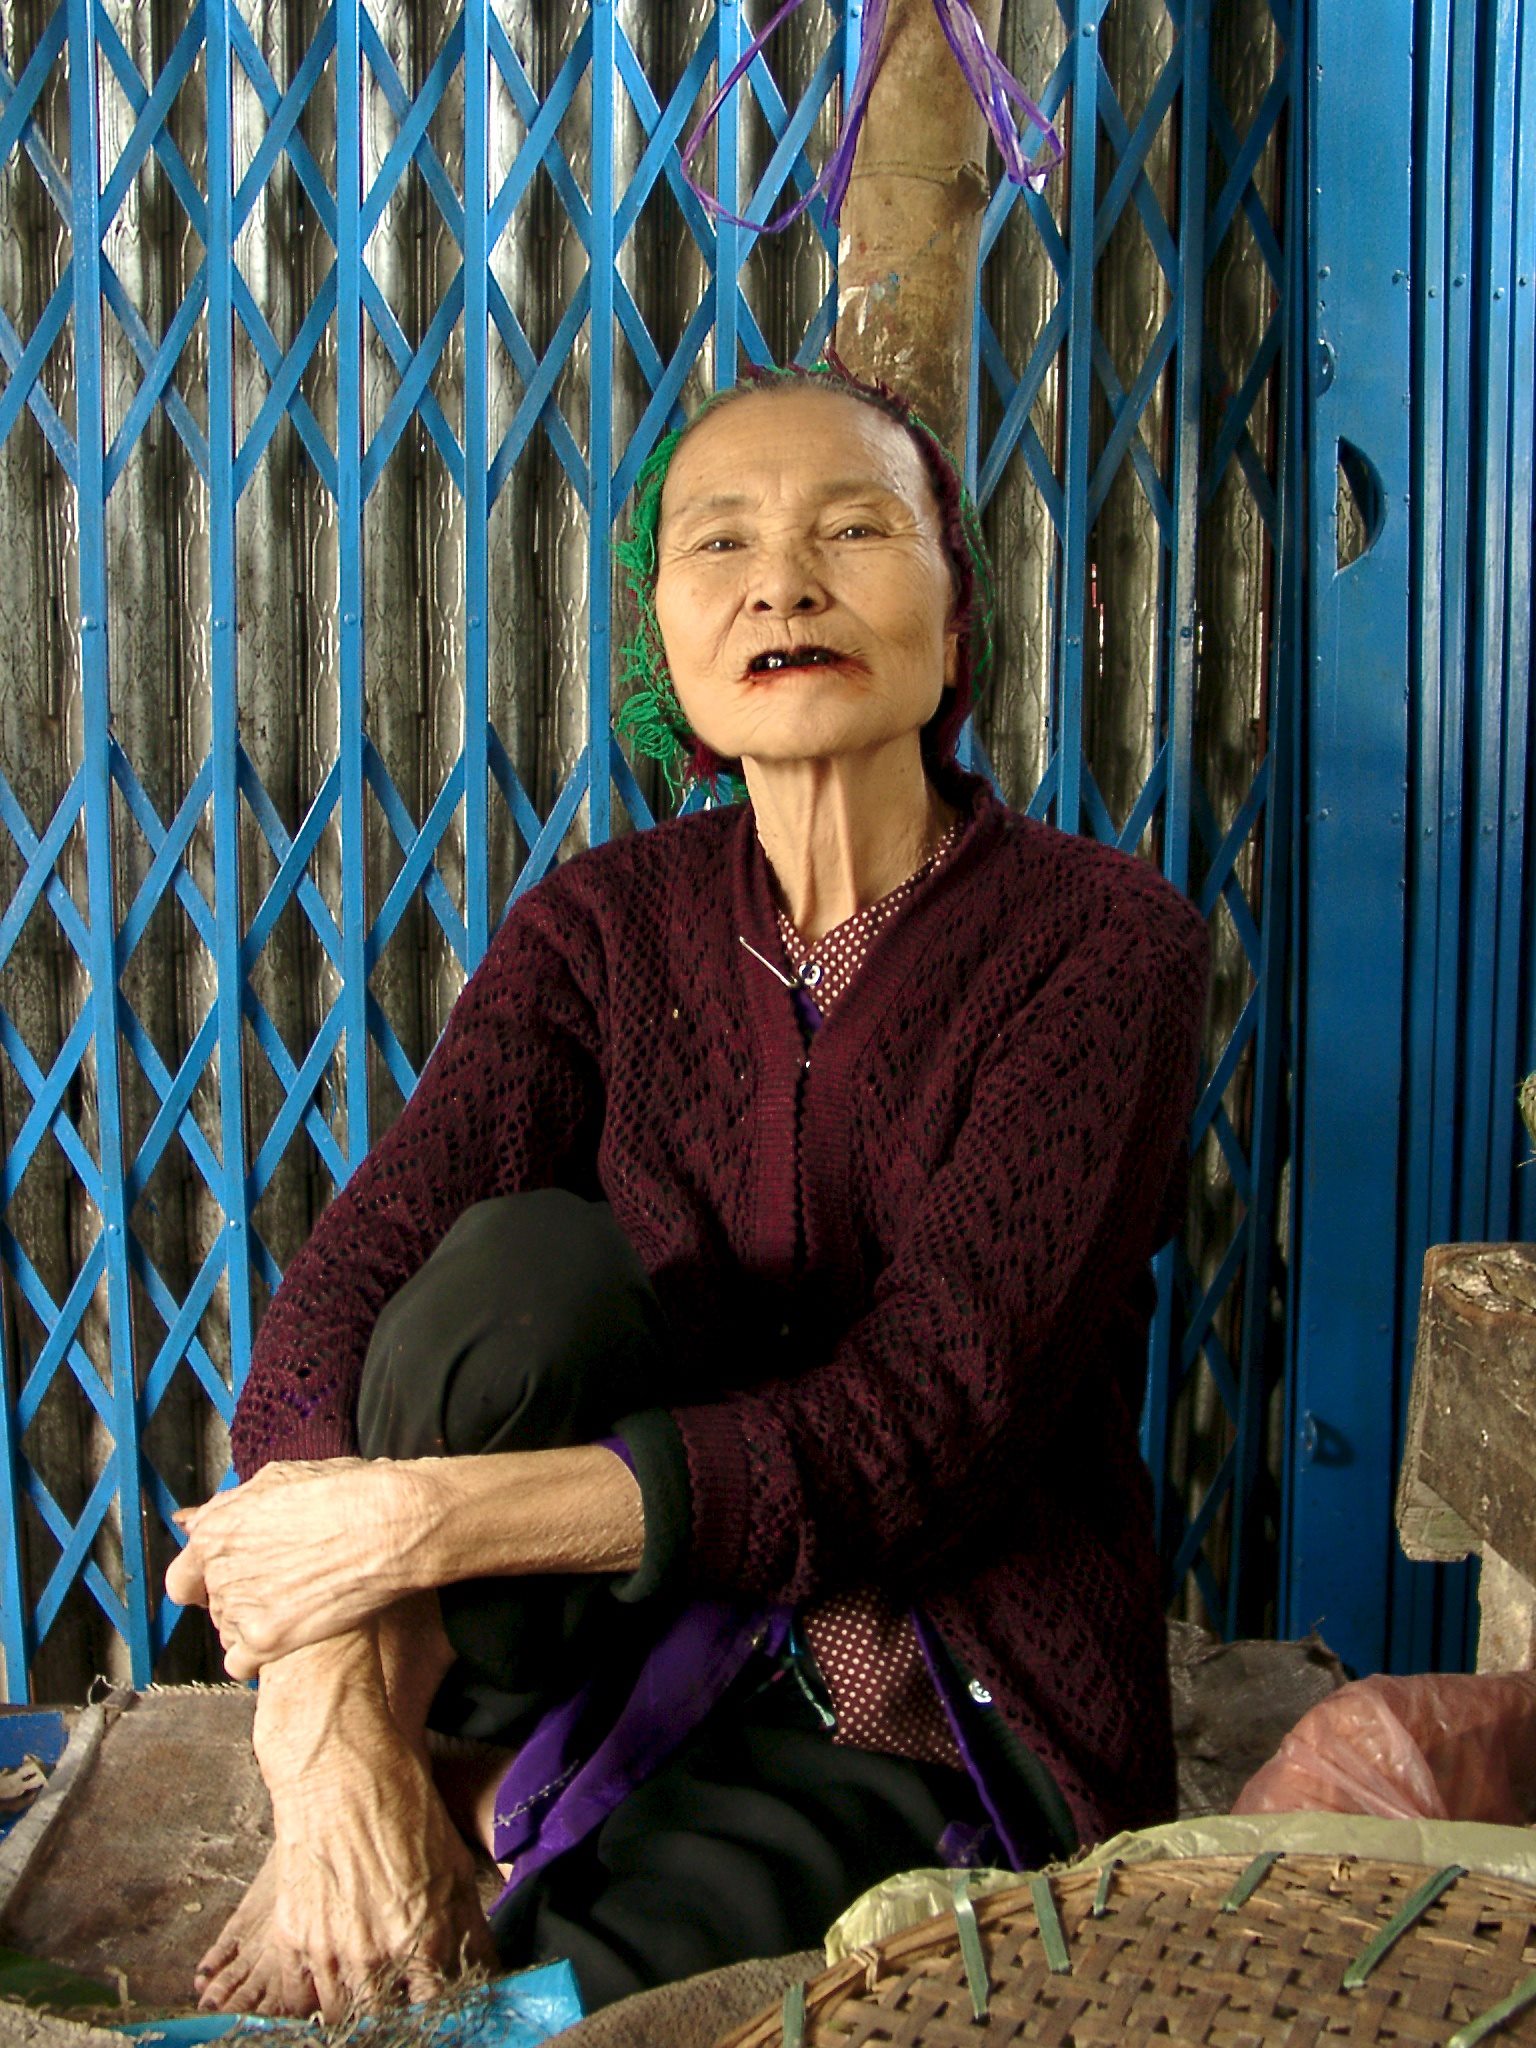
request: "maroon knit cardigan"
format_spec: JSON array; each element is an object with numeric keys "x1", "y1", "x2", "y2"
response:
[{"x1": 232, "y1": 771, "x2": 1209, "y2": 1846}]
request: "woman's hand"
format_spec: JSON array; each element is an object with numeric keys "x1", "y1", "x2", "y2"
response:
[
  {"x1": 165, "y1": 1446, "x2": 645, "y2": 1680},
  {"x1": 166, "y1": 1459, "x2": 435, "y2": 1680}
]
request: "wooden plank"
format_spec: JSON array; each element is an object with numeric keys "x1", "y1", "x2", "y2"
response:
[
  {"x1": 1475, "y1": 1547, "x2": 1536, "y2": 1674},
  {"x1": 1398, "y1": 1244, "x2": 1536, "y2": 1585}
]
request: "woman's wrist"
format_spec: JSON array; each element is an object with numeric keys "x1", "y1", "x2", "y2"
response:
[
  {"x1": 255, "y1": 1624, "x2": 378, "y2": 1699},
  {"x1": 408, "y1": 1444, "x2": 644, "y2": 1586}
]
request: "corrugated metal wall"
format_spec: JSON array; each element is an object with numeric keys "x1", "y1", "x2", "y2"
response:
[{"x1": 0, "y1": 0, "x2": 1294, "y2": 1697}]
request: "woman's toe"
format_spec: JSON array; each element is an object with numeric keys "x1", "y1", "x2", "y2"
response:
[
  {"x1": 253, "y1": 1956, "x2": 317, "y2": 2017},
  {"x1": 404, "y1": 1960, "x2": 448, "y2": 2009},
  {"x1": 311, "y1": 1952, "x2": 355, "y2": 2025},
  {"x1": 193, "y1": 1932, "x2": 239, "y2": 1990},
  {"x1": 199, "y1": 1951, "x2": 256, "y2": 2012}
]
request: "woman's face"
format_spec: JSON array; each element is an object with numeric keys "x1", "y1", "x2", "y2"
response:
[{"x1": 653, "y1": 387, "x2": 959, "y2": 768}]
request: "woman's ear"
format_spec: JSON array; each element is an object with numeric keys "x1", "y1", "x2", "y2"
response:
[{"x1": 943, "y1": 626, "x2": 961, "y2": 690}]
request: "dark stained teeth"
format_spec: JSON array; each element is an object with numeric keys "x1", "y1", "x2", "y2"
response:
[{"x1": 752, "y1": 648, "x2": 834, "y2": 672}]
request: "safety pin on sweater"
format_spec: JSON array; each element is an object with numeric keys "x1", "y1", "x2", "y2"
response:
[{"x1": 739, "y1": 936, "x2": 797, "y2": 988}]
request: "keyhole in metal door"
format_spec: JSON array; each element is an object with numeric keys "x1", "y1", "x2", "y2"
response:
[{"x1": 1336, "y1": 438, "x2": 1385, "y2": 571}]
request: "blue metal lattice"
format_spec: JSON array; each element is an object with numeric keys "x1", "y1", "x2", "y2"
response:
[
  {"x1": 0, "y1": 0, "x2": 1293, "y2": 1692},
  {"x1": 973, "y1": 0, "x2": 1295, "y2": 1635}
]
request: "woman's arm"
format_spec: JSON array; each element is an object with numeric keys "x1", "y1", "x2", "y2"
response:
[
  {"x1": 166, "y1": 1446, "x2": 644, "y2": 1680},
  {"x1": 228, "y1": 888, "x2": 608, "y2": 1481}
]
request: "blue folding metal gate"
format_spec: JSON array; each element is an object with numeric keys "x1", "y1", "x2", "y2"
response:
[{"x1": 1, "y1": 0, "x2": 1302, "y2": 1695}]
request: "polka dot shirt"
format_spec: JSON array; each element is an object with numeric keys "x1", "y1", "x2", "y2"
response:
[{"x1": 774, "y1": 819, "x2": 962, "y2": 1014}]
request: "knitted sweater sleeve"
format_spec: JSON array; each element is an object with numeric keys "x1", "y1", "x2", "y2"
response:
[
  {"x1": 230, "y1": 888, "x2": 606, "y2": 1477},
  {"x1": 671, "y1": 876, "x2": 1210, "y2": 1603}
]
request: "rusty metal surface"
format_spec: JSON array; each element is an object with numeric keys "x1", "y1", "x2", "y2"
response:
[
  {"x1": 1174, "y1": 0, "x2": 1286, "y2": 1629},
  {"x1": 0, "y1": 0, "x2": 95, "y2": 1702},
  {"x1": 1087, "y1": 0, "x2": 1171, "y2": 841},
  {"x1": 974, "y1": 0, "x2": 1064, "y2": 806}
]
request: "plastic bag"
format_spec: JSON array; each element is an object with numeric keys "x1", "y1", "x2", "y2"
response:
[
  {"x1": 114, "y1": 1961, "x2": 584, "y2": 2046},
  {"x1": 1233, "y1": 1671, "x2": 1536, "y2": 1824}
]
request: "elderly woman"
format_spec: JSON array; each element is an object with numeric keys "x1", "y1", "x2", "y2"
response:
[{"x1": 167, "y1": 365, "x2": 1208, "y2": 2021}]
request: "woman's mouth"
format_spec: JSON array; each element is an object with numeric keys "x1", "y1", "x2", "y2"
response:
[{"x1": 745, "y1": 646, "x2": 854, "y2": 678}]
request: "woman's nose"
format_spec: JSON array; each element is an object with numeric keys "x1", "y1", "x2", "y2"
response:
[{"x1": 748, "y1": 542, "x2": 826, "y2": 615}]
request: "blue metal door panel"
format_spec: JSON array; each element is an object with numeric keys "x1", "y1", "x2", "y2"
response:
[
  {"x1": 1285, "y1": 0, "x2": 1415, "y2": 1673},
  {"x1": 1290, "y1": 0, "x2": 1536, "y2": 1679},
  {"x1": 1512, "y1": 0, "x2": 1536, "y2": 1249}
]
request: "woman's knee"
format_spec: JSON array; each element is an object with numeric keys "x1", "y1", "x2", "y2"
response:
[{"x1": 356, "y1": 1192, "x2": 667, "y2": 1460}]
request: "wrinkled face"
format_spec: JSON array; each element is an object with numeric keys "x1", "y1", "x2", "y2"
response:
[{"x1": 653, "y1": 387, "x2": 959, "y2": 768}]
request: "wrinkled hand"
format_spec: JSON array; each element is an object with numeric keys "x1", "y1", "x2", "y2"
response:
[{"x1": 165, "y1": 1460, "x2": 435, "y2": 1679}]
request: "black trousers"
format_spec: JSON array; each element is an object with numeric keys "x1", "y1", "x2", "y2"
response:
[
  {"x1": 355, "y1": 1192, "x2": 984, "y2": 2009},
  {"x1": 358, "y1": 1190, "x2": 673, "y2": 1736}
]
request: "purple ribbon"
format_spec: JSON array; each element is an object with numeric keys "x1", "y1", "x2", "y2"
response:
[{"x1": 681, "y1": 0, "x2": 1063, "y2": 235}]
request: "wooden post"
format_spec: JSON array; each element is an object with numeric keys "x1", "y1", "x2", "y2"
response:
[
  {"x1": 833, "y1": 0, "x2": 1004, "y2": 456},
  {"x1": 1397, "y1": 1243, "x2": 1536, "y2": 1670}
]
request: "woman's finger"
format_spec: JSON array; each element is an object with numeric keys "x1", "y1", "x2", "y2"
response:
[
  {"x1": 222, "y1": 1638, "x2": 262, "y2": 1682},
  {"x1": 164, "y1": 1545, "x2": 210, "y2": 1609}
]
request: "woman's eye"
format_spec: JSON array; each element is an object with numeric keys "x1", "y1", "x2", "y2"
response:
[
  {"x1": 698, "y1": 535, "x2": 742, "y2": 553},
  {"x1": 834, "y1": 522, "x2": 878, "y2": 540}
]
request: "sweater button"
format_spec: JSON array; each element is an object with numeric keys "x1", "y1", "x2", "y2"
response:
[
  {"x1": 968, "y1": 1678, "x2": 993, "y2": 1706},
  {"x1": 800, "y1": 961, "x2": 823, "y2": 988}
]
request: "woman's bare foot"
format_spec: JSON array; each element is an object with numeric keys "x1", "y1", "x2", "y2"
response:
[
  {"x1": 197, "y1": 1628, "x2": 494, "y2": 2020},
  {"x1": 194, "y1": 1849, "x2": 318, "y2": 2015},
  {"x1": 195, "y1": 1844, "x2": 272, "y2": 1994}
]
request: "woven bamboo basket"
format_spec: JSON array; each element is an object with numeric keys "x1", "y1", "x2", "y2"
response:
[{"x1": 718, "y1": 1854, "x2": 1536, "y2": 2047}]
